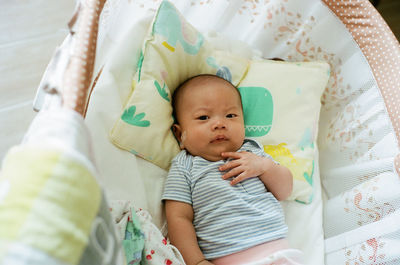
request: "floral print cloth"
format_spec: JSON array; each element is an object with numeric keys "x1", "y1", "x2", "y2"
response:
[{"x1": 110, "y1": 200, "x2": 184, "y2": 265}]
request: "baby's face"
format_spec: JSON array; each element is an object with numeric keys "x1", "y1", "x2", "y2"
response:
[{"x1": 174, "y1": 78, "x2": 245, "y2": 162}]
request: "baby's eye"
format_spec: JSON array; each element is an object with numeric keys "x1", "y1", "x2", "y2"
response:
[
  {"x1": 226, "y1": 114, "x2": 237, "y2": 118},
  {"x1": 197, "y1": 115, "x2": 209, "y2": 120}
]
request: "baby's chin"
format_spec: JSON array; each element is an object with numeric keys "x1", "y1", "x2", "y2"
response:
[
  {"x1": 186, "y1": 140, "x2": 244, "y2": 161},
  {"x1": 201, "y1": 147, "x2": 241, "y2": 162},
  {"x1": 201, "y1": 153, "x2": 224, "y2": 162},
  {"x1": 188, "y1": 150, "x2": 225, "y2": 162}
]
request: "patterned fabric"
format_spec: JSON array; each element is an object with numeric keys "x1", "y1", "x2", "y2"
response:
[
  {"x1": 109, "y1": 201, "x2": 145, "y2": 265},
  {"x1": 162, "y1": 139, "x2": 287, "y2": 259},
  {"x1": 109, "y1": 200, "x2": 185, "y2": 265},
  {"x1": 136, "y1": 209, "x2": 185, "y2": 265}
]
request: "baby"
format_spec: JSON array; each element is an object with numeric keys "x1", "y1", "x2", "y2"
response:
[{"x1": 162, "y1": 74, "x2": 301, "y2": 265}]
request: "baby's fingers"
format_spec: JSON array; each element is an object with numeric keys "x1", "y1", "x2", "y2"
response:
[
  {"x1": 220, "y1": 152, "x2": 243, "y2": 159},
  {"x1": 221, "y1": 167, "x2": 243, "y2": 180},
  {"x1": 230, "y1": 172, "x2": 249, "y2": 185},
  {"x1": 219, "y1": 160, "x2": 241, "y2": 172}
]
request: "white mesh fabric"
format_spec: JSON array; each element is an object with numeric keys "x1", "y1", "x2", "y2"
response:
[
  {"x1": 325, "y1": 212, "x2": 400, "y2": 264},
  {"x1": 314, "y1": 3, "x2": 400, "y2": 254},
  {"x1": 324, "y1": 171, "x2": 400, "y2": 238},
  {"x1": 312, "y1": 1, "x2": 400, "y2": 264}
]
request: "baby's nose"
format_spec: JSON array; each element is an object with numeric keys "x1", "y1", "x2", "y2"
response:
[{"x1": 213, "y1": 119, "x2": 226, "y2": 130}]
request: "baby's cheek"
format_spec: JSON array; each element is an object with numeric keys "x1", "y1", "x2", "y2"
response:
[{"x1": 181, "y1": 131, "x2": 187, "y2": 143}]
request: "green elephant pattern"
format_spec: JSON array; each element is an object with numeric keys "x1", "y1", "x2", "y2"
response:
[{"x1": 238, "y1": 86, "x2": 274, "y2": 137}]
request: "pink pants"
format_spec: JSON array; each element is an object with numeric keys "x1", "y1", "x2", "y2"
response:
[{"x1": 212, "y1": 239, "x2": 304, "y2": 265}]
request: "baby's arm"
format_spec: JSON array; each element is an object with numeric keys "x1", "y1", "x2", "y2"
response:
[
  {"x1": 165, "y1": 200, "x2": 213, "y2": 265},
  {"x1": 220, "y1": 152, "x2": 293, "y2": 201}
]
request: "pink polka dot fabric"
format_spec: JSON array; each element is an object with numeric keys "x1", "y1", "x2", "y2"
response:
[
  {"x1": 323, "y1": 0, "x2": 400, "y2": 143},
  {"x1": 62, "y1": 0, "x2": 106, "y2": 116},
  {"x1": 323, "y1": 0, "x2": 400, "y2": 177}
]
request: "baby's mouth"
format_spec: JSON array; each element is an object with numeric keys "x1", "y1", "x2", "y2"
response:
[{"x1": 210, "y1": 135, "x2": 228, "y2": 143}]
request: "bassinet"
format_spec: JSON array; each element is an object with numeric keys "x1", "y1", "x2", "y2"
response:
[{"x1": 1, "y1": 0, "x2": 399, "y2": 264}]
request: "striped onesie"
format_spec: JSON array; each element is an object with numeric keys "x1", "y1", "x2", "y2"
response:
[{"x1": 162, "y1": 139, "x2": 288, "y2": 260}]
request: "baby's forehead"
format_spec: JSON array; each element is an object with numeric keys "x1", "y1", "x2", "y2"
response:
[
  {"x1": 178, "y1": 75, "x2": 239, "y2": 98},
  {"x1": 173, "y1": 75, "x2": 243, "y2": 118},
  {"x1": 187, "y1": 74, "x2": 224, "y2": 84}
]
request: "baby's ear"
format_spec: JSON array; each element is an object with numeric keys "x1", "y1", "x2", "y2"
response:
[{"x1": 172, "y1": 124, "x2": 184, "y2": 149}]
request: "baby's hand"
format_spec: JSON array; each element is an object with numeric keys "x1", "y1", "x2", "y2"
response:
[{"x1": 219, "y1": 151, "x2": 273, "y2": 185}]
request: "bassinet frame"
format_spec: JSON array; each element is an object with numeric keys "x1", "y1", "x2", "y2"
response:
[{"x1": 30, "y1": 0, "x2": 400, "y2": 264}]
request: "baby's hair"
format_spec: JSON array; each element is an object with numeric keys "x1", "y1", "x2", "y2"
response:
[{"x1": 172, "y1": 74, "x2": 242, "y2": 124}]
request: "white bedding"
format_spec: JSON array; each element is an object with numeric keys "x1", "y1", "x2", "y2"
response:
[{"x1": 85, "y1": 1, "x2": 327, "y2": 264}]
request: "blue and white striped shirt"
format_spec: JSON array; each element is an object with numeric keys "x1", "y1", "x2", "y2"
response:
[{"x1": 162, "y1": 139, "x2": 288, "y2": 259}]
